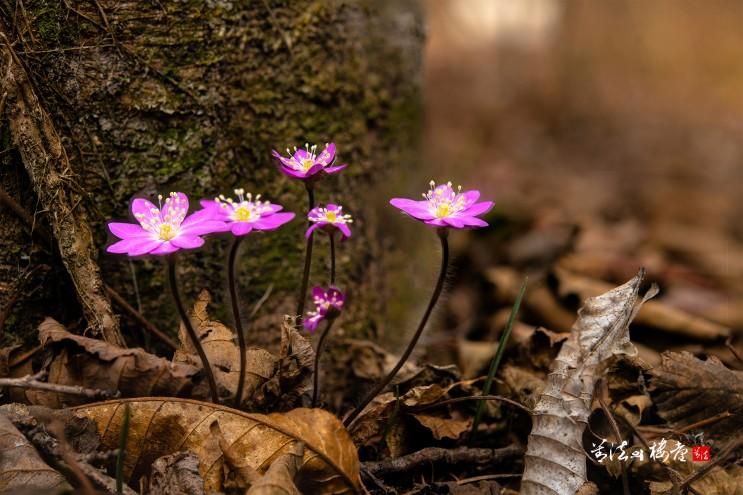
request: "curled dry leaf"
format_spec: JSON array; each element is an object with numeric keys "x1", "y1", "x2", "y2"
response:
[
  {"x1": 71, "y1": 398, "x2": 360, "y2": 494},
  {"x1": 649, "y1": 351, "x2": 743, "y2": 439},
  {"x1": 411, "y1": 414, "x2": 472, "y2": 440},
  {"x1": 521, "y1": 270, "x2": 656, "y2": 495},
  {"x1": 174, "y1": 291, "x2": 276, "y2": 404},
  {"x1": 148, "y1": 451, "x2": 205, "y2": 495},
  {"x1": 246, "y1": 441, "x2": 304, "y2": 495},
  {"x1": 25, "y1": 318, "x2": 199, "y2": 407},
  {"x1": 0, "y1": 412, "x2": 70, "y2": 493}
]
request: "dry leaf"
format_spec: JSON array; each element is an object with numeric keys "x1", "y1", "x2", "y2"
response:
[
  {"x1": 649, "y1": 351, "x2": 743, "y2": 439},
  {"x1": 246, "y1": 441, "x2": 304, "y2": 495},
  {"x1": 502, "y1": 365, "x2": 545, "y2": 409},
  {"x1": 71, "y1": 398, "x2": 360, "y2": 494},
  {"x1": 649, "y1": 466, "x2": 743, "y2": 495},
  {"x1": 521, "y1": 270, "x2": 656, "y2": 495},
  {"x1": 174, "y1": 291, "x2": 276, "y2": 404},
  {"x1": 148, "y1": 452, "x2": 205, "y2": 495},
  {"x1": 347, "y1": 339, "x2": 421, "y2": 382},
  {"x1": 411, "y1": 414, "x2": 471, "y2": 440},
  {"x1": 0, "y1": 412, "x2": 70, "y2": 493},
  {"x1": 25, "y1": 318, "x2": 199, "y2": 407}
]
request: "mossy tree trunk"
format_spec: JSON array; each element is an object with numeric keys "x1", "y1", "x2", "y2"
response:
[{"x1": 0, "y1": 0, "x2": 422, "y2": 349}]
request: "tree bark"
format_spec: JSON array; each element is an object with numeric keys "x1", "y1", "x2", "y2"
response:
[{"x1": 0, "y1": 0, "x2": 422, "y2": 347}]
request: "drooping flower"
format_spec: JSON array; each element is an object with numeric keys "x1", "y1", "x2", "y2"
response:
[
  {"x1": 107, "y1": 192, "x2": 229, "y2": 256},
  {"x1": 389, "y1": 181, "x2": 494, "y2": 228},
  {"x1": 305, "y1": 203, "x2": 353, "y2": 239},
  {"x1": 304, "y1": 286, "x2": 344, "y2": 333},
  {"x1": 272, "y1": 142, "x2": 347, "y2": 180},
  {"x1": 200, "y1": 188, "x2": 295, "y2": 236}
]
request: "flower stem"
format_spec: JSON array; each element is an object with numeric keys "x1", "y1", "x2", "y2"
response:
[
  {"x1": 297, "y1": 184, "x2": 316, "y2": 319},
  {"x1": 468, "y1": 277, "x2": 527, "y2": 443},
  {"x1": 329, "y1": 231, "x2": 336, "y2": 286},
  {"x1": 344, "y1": 229, "x2": 449, "y2": 428},
  {"x1": 312, "y1": 317, "x2": 335, "y2": 408},
  {"x1": 228, "y1": 236, "x2": 247, "y2": 408},
  {"x1": 167, "y1": 255, "x2": 220, "y2": 403}
]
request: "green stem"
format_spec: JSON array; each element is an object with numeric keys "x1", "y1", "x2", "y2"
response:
[
  {"x1": 168, "y1": 255, "x2": 220, "y2": 403},
  {"x1": 344, "y1": 229, "x2": 449, "y2": 428},
  {"x1": 228, "y1": 236, "x2": 247, "y2": 408},
  {"x1": 312, "y1": 317, "x2": 335, "y2": 408},
  {"x1": 297, "y1": 184, "x2": 315, "y2": 319},
  {"x1": 468, "y1": 277, "x2": 527, "y2": 443},
  {"x1": 329, "y1": 231, "x2": 336, "y2": 286}
]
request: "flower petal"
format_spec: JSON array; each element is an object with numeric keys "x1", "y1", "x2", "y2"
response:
[
  {"x1": 171, "y1": 235, "x2": 205, "y2": 249},
  {"x1": 162, "y1": 192, "x2": 189, "y2": 222},
  {"x1": 131, "y1": 198, "x2": 159, "y2": 224},
  {"x1": 389, "y1": 198, "x2": 435, "y2": 220},
  {"x1": 460, "y1": 190, "x2": 480, "y2": 205},
  {"x1": 424, "y1": 218, "x2": 448, "y2": 227},
  {"x1": 253, "y1": 212, "x2": 295, "y2": 230},
  {"x1": 108, "y1": 222, "x2": 150, "y2": 240},
  {"x1": 324, "y1": 164, "x2": 347, "y2": 174},
  {"x1": 106, "y1": 237, "x2": 158, "y2": 255},
  {"x1": 305, "y1": 223, "x2": 322, "y2": 239},
  {"x1": 338, "y1": 223, "x2": 352, "y2": 238},
  {"x1": 149, "y1": 242, "x2": 180, "y2": 255},
  {"x1": 278, "y1": 165, "x2": 308, "y2": 179},
  {"x1": 462, "y1": 201, "x2": 494, "y2": 217},
  {"x1": 311, "y1": 287, "x2": 326, "y2": 300},
  {"x1": 303, "y1": 314, "x2": 323, "y2": 333},
  {"x1": 455, "y1": 216, "x2": 489, "y2": 228},
  {"x1": 327, "y1": 287, "x2": 345, "y2": 306},
  {"x1": 304, "y1": 163, "x2": 324, "y2": 177},
  {"x1": 443, "y1": 217, "x2": 465, "y2": 228},
  {"x1": 316, "y1": 142, "x2": 336, "y2": 165},
  {"x1": 231, "y1": 223, "x2": 253, "y2": 236}
]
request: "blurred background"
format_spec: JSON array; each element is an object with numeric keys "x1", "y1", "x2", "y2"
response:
[{"x1": 383, "y1": 0, "x2": 743, "y2": 369}]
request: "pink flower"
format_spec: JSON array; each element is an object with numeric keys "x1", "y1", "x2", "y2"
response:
[
  {"x1": 304, "y1": 287, "x2": 344, "y2": 333},
  {"x1": 107, "y1": 192, "x2": 228, "y2": 256},
  {"x1": 390, "y1": 181, "x2": 494, "y2": 228},
  {"x1": 305, "y1": 203, "x2": 353, "y2": 239},
  {"x1": 272, "y1": 142, "x2": 347, "y2": 180},
  {"x1": 199, "y1": 188, "x2": 295, "y2": 236}
]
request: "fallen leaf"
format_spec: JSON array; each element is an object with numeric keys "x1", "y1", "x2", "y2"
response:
[
  {"x1": 0, "y1": 412, "x2": 70, "y2": 493},
  {"x1": 649, "y1": 351, "x2": 743, "y2": 439},
  {"x1": 174, "y1": 291, "x2": 276, "y2": 404},
  {"x1": 148, "y1": 452, "x2": 205, "y2": 495},
  {"x1": 501, "y1": 365, "x2": 545, "y2": 409},
  {"x1": 246, "y1": 441, "x2": 304, "y2": 495},
  {"x1": 648, "y1": 466, "x2": 743, "y2": 495},
  {"x1": 521, "y1": 270, "x2": 656, "y2": 495},
  {"x1": 71, "y1": 398, "x2": 360, "y2": 494},
  {"x1": 25, "y1": 318, "x2": 200, "y2": 407},
  {"x1": 411, "y1": 413, "x2": 471, "y2": 440}
]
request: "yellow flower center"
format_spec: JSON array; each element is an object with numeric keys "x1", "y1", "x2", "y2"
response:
[
  {"x1": 234, "y1": 206, "x2": 252, "y2": 222},
  {"x1": 159, "y1": 223, "x2": 176, "y2": 241},
  {"x1": 435, "y1": 203, "x2": 451, "y2": 218},
  {"x1": 326, "y1": 211, "x2": 337, "y2": 222},
  {"x1": 302, "y1": 159, "x2": 315, "y2": 171}
]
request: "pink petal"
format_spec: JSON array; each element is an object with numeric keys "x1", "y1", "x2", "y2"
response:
[
  {"x1": 455, "y1": 216, "x2": 488, "y2": 227},
  {"x1": 324, "y1": 164, "x2": 347, "y2": 174},
  {"x1": 424, "y1": 218, "x2": 448, "y2": 227},
  {"x1": 107, "y1": 237, "x2": 160, "y2": 256},
  {"x1": 338, "y1": 224, "x2": 352, "y2": 238},
  {"x1": 171, "y1": 235, "x2": 205, "y2": 249},
  {"x1": 231, "y1": 223, "x2": 253, "y2": 236},
  {"x1": 317, "y1": 142, "x2": 336, "y2": 165},
  {"x1": 390, "y1": 198, "x2": 435, "y2": 220},
  {"x1": 181, "y1": 219, "x2": 231, "y2": 236},
  {"x1": 162, "y1": 192, "x2": 189, "y2": 221},
  {"x1": 131, "y1": 198, "x2": 159, "y2": 223},
  {"x1": 460, "y1": 190, "x2": 480, "y2": 205},
  {"x1": 279, "y1": 165, "x2": 308, "y2": 179},
  {"x1": 108, "y1": 222, "x2": 150, "y2": 240},
  {"x1": 253, "y1": 212, "x2": 295, "y2": 230},
  {"x1": 149, "y1": 242, "x2": 180, "y2": 255},
  {"x1": 311, "y1": 287, "x2": 326, "y2": 300},
  {"x1": 462, "y1": 201, "x2": 494, "y2": 216},
  {"x1": 443, "y1": 217, "x2": 465, "y2": 228},
  {"x1": 305, "y1": 223, "x2": 322, "y2": 239}
]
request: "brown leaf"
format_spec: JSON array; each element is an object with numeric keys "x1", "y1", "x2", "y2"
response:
[
  {"x1": 246, "y1": 442, "x2": 304, "y2": 495},
  {"x1": 25, "y1": 318, "x2": 199, "y2": 407},
  {"x1": 411, "y1": 414, "x2": 471, "y2": 440},
  {"x1": 649, "y1": 351, "x2": 743, "y2": 439},
  {"x1": 71, "y1": 398, "x2": 360, "y2": 494},
  {"x1": 649, "y1": 466, "x2": 743, "y2": 495},
  {"x1": 174, "y1": 291, "x2": 276, "y2": 404},
  {"x1": 521, "y1": 270, "x2": 655, "y2": 495},
  {"x1": 148, "y1": 452, "x2": 205, "y2": 495},
  {"x1": 0, "y1": 412, "x2": 70, "y2": 493}
]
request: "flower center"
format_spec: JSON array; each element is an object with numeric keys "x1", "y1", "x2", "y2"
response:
[
  {"x1": 435, "y1": 203, "x2": 451, "y2": 218},
  {"x1": 158, "y1": 223, "x2": 176, "y2": 241},
  {"x1": 233, "y1": 206, "x2": 252, "y2": 222},
  {"x1": 301, "y1": 158, "x2": 315, "y2": 171},
  {"x1": 326, "y1": 211, "x2": 337, "y2": 222}
]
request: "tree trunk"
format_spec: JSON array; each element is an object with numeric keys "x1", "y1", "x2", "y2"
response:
[{"x1": 0, "y1": 0, "x2": 422, "y2": 348}]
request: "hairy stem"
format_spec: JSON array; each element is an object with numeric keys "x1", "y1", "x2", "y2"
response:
[
  {"x1": 344, "y1": 229, "x2": 449, "y2": 427},
  {"x1": 167, "y1": 256, "x2": 220, "y2": 403},
  {"x1": 312, "y1": 318, "x2": 336, "y2": 407},
  {"x1": 297, "y1": 185, "x2": 316, "y2": 319},
  {"x1": 329, "y1": 231, "x2": 336, "y2": 285},
  {"x1": 228, "y1": 236, "x2": 247, "y2": 408}
]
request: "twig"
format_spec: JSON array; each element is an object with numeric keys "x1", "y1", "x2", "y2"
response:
[
  {"x1": 0, "y1": 371, "x2": 119, "y2": 399},
  {"x1": 598, "y1": 395, "x2": 630, "y2": 495},
  {"x1": 411, "y1": 395, "x2": 532, "y2": 416},
  {"x1": 105, "y1": 285, "x2": 177, "y2": 350},
  {"x1": 725, "y1": 337, "x2": 743, "y2": 365},
  {"x1": 248, "y1": 283, "x2": 273, "y2": 319},
  {"x1": 678, "y1": 434, "x2": 743, "y2": 491},
  {"x1": 362, "y1": 444, "x2": 523, "y2": 476}
]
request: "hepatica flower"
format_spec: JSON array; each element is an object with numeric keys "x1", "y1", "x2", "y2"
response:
[
  {"x1": 306, "y1": 203, "x2": 353, "y2": 239},
  {"x1": 200, "y1": 188, "x2": 295, "y2": 236},
  {"x1": 304, "y1": 287, "x2": 344, "y2": 333},
  {"x1": 390, "y1": 181, "x2": 494, "y2": 228},
  {"x1": 272, "y1": 142, "x2": 347, "y2": 180},
  {"x1": 107, "y1": 192, "x2": 228, "y2": 256}
]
